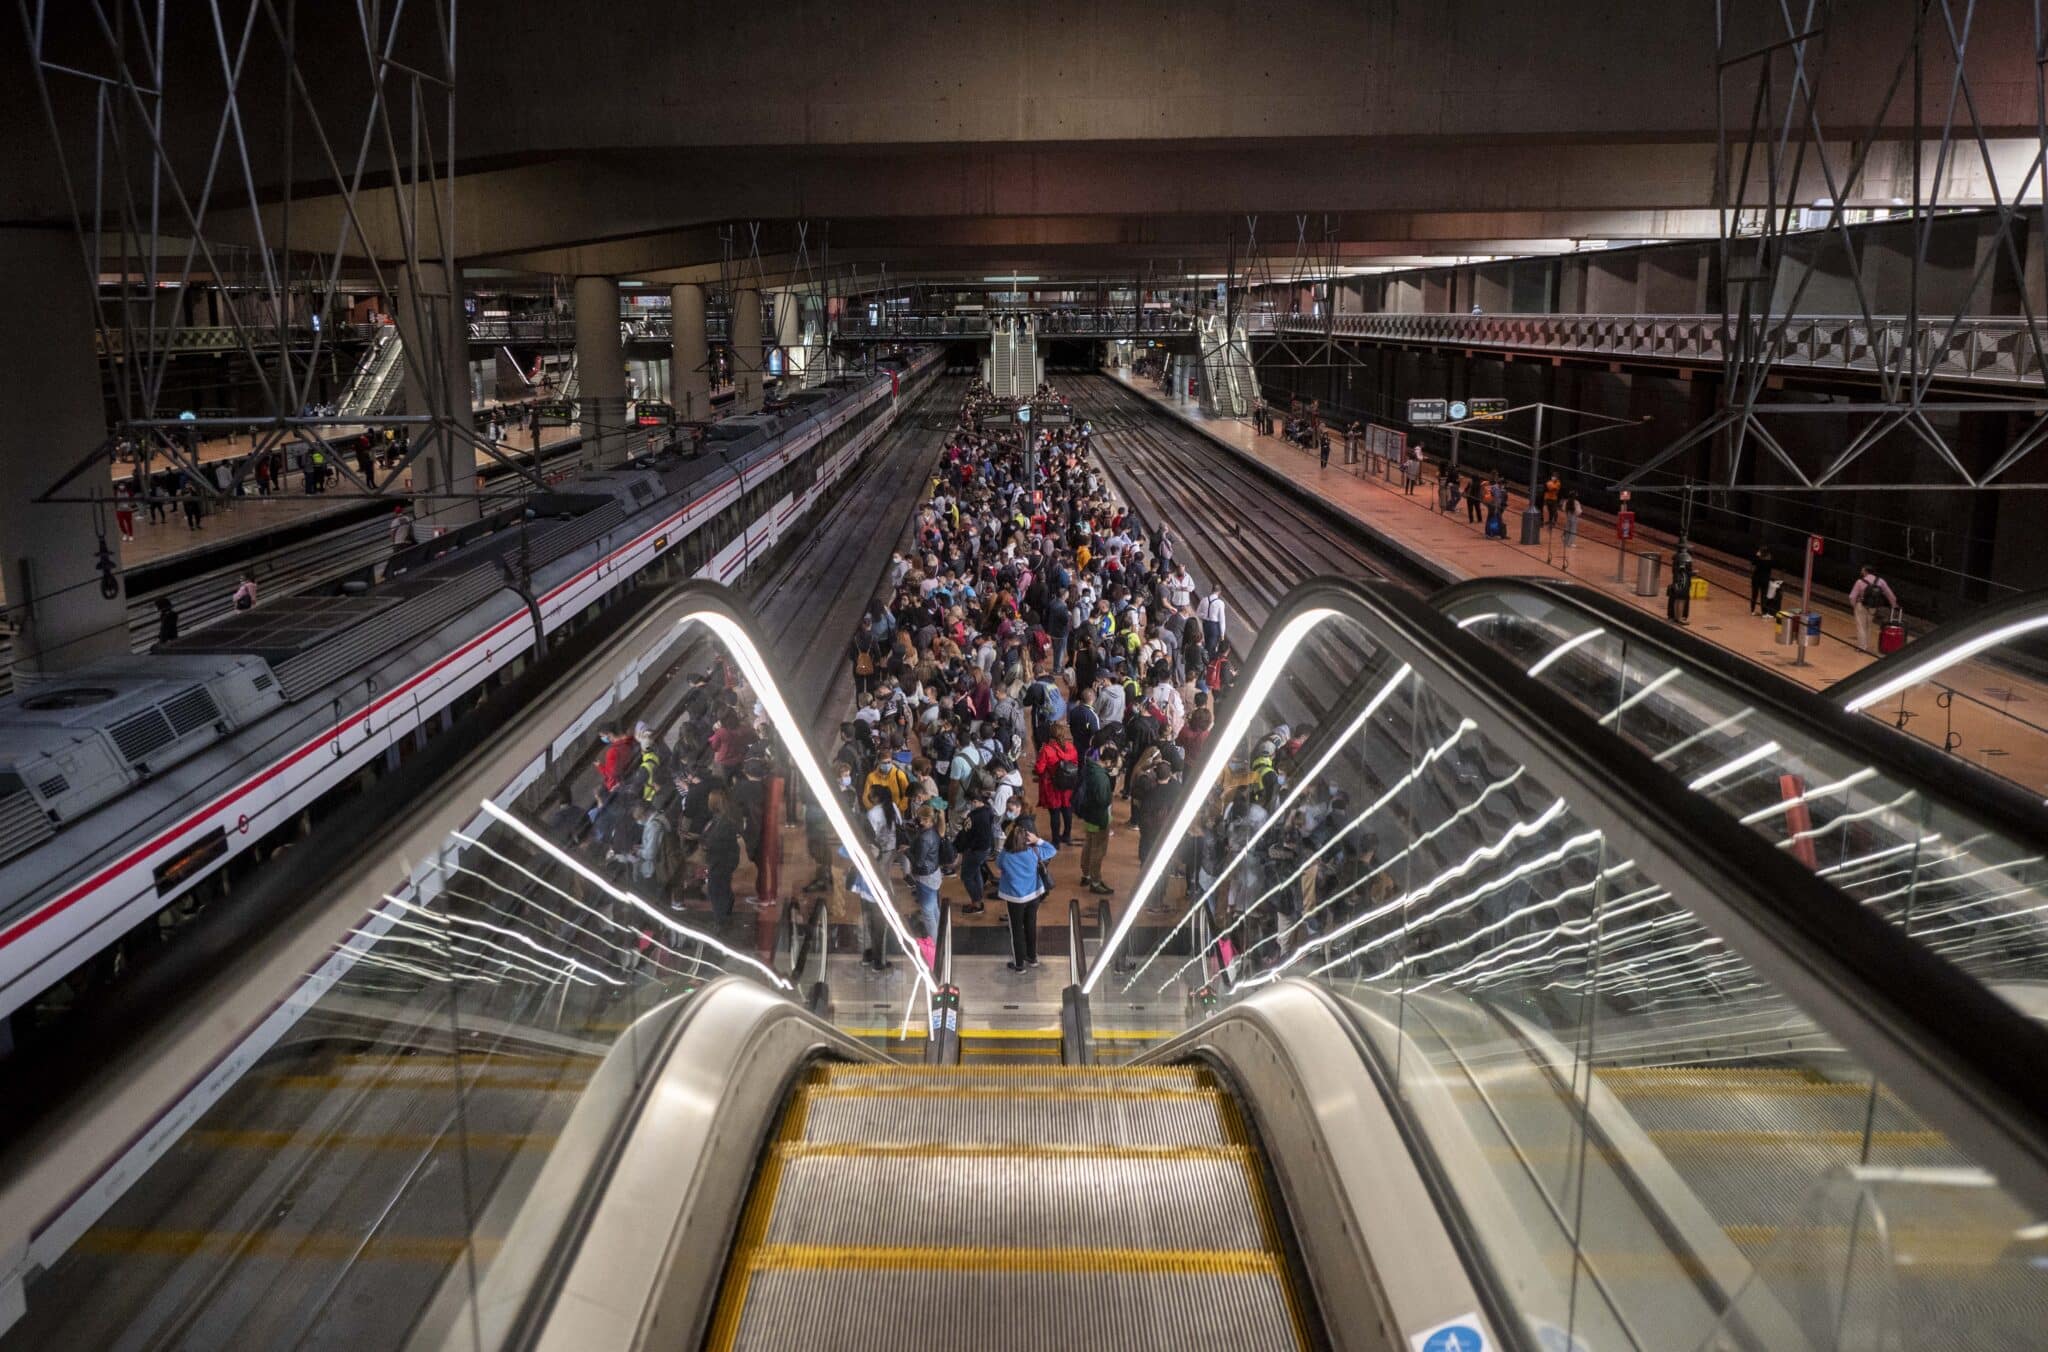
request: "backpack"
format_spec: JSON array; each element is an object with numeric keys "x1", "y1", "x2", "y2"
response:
[
  {"x1": 1052, "y1": 756, "x2": 1081, "y2": 792},
  {"x1": 969, "y1": 762, "x2": 997, "y2": 796},
  {"x1": 854, "y1": 644, "x2": 876, "y2": 676}
]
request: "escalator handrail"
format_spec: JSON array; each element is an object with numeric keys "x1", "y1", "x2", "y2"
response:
[
  {"x1": 1823, "y1": 581, "x2": 2048, "y2": 711},
  {"x1": 1090, "y1": 574, "x2": 2048, "y2": 1219},
  {"x1": 1432, "y1": 575, "x2": 2048, "y2": 842},
  {"x1": 1136, "y1": 979, "x2": 1514, "y2": 1352},
  {"x1": 448, "y1": 977, "x2": 882, "y2": 1352},
  {"x1": 1067, "y1": 898, "x2": 1086, "y2": 987},
  {"x1": 0, "y1": 580, "x2": 921, "y2": 1302}
]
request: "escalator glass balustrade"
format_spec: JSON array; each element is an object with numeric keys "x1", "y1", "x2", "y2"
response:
[{"x1": 1099, "y1": 582, "x2": 2048, "y2": 1352}]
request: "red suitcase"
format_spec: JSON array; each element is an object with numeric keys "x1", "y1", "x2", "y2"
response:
[{"x1": 1878, "y1": 608, "x2": 1906, "y2": 655}]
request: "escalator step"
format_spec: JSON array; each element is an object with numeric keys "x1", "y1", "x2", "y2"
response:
[
  {"x1": 720, "y1": 1262, "x2": 1301, "y2": 1351},
  {"x1": 764, "y1": 1147, "x2": 1271, "y2": 1252},
  {"x1": 814, "y1": 1064, "x2": 1210, "y2": 1093},
  {"x1": 799, "y1": 1086, "x2": 1234, "y2": 1148}
]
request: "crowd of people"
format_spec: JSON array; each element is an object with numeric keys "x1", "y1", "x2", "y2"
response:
[
  {"x1": 529, "y1": 379, "x2": 1419, "y2": 989},
  {"x1": 823, "y1": 378, "x2": 1258, "y2": 974}
]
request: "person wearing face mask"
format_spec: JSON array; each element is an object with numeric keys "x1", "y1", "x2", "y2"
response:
[{"x1": 951, "y1": 784, "x2": 995, "y2": 915}]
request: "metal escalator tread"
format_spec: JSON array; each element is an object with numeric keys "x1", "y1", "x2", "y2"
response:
[
  {"x1": 1595, "y1": 1066, "x2": 1969, "y2": 1255},
  {"x1": 707, "y1": 1062, "x2": 1308, "y2": 1351}
]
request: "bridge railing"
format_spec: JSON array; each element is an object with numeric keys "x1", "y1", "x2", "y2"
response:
[{"x1": 1245, "y1": 310, "x2": 2048, "y2": 386}]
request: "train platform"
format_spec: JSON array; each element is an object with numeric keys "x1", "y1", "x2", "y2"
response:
[
  {"x1": 1109, "y1": 368, "x2": 2048, "y2": 789},
  {"x1": 0, "y1": 424, "x2": 589, "y2": 613},
  {"x1": 1112, "y1": 367, "x2": 1882, "y2": 688}
]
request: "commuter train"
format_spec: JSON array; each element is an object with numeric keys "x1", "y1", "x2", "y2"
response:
[{"x1": 0, "y1": 348, "x2": 944, "y2": 1031}]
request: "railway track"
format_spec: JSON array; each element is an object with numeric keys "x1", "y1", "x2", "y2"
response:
[{"x1": 1069, "y1": 373, "x2": 1424, "y2": 730}]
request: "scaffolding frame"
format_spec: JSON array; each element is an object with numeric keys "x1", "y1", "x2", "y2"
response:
[
  {"x1": 18, "y1": 0, "x2": 548, "y2": 508},
  {"x1": 1621, "y1": 0, "x2": 2048, "y2": 494}
]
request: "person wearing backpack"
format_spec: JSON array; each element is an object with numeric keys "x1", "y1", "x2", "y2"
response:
[
  {"x1": 907, "y1": 807, "x2": 944, "y2": 941},
  {"x1": 1074, "y1": 746, "x2": 1119, "y2": 895},
  {"x1": 952, "y1": 785, "x2": 995, "y2": 915},
  {"x1": 850, "y1": 630, "x2": 880, "y2": 696},
  {"x1": 1035, "y1": 720, "x2": 1081, "y2": 846},
  {"x1": 1849, "y1": 564, "x2": 1900, "y2": 654}
]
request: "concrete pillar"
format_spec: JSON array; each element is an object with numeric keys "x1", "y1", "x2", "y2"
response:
[
  {"x1": 395, "y1": 261, "x2": 479, "y2": 523},
  {"x1": 574, "y1": 275, "x2": 628, "y2": 465},
  {"x1": 774, "y1": 289, "x2": 807, "y2": 389},
  {"x1": 0, "y1": 229, "x2": 127, "y2": 678},
  {"x1": 670, "y1": 282, "x2": 712, "y2": 421},
  {"x1": 731, "y1": 287, "x2": 762, "y2": 408}
]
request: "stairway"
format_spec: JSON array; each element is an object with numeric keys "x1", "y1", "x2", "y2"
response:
[{"x1": 706, "y1": 1062, "x2": 1308, "y2": 1350}]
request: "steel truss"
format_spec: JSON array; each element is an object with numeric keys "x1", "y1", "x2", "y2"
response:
[
  {"x1": 17, "y1": 0, "x2": 544, "y2": 510},
  {"x1": 1623, "y1": 0, "x2": 2048, "y2": 494}
]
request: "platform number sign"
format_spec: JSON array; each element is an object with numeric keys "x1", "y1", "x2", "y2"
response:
[
  {"x1": 1407, "y1": 398, "x2": 1449, "y2": 425},
  {"x1": 1410, "y1": 1315, "x2": 1488, "y2": 1352}
]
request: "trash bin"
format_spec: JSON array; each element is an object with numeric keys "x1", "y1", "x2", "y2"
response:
[
  {"x1": 1805, "y1": 611, "x2": 1822, "y2": 640},
  {"x1": 1776, "y1": 614, "x2": 1795, "y2": 645},
  {"x1": 1633, "y1": 551, "x2": 1662, "y2": 597}
]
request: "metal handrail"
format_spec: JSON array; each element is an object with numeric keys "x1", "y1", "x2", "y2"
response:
[
  {"x1": 1432, "y1": 576, "x2": 2048, "y2": 847},
  {"x1": 1826, "y1": 585, "x2": 2048, "y2": 713},
  {"x1": 1067, "y1": 898, "x2": 1086, "y2": 987},
  {"x1": 1082, "y1": 574, "x2": 2048, "y2": 1218},
  {"x1": 1060, "y1": 898, "x2": 1093, "y2": 1066}
]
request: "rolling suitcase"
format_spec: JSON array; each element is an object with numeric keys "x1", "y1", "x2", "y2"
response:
[
  {"x1": 1484, "y1": 515, "x2": 1506, "y2": 539},
  {"x1": 1878, "y1": 607, "x2": 1906, "y2": 654}
]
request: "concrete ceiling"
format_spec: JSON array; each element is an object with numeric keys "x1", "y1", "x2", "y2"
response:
[{"x1": 11, "y1": 0, "x2": 2041, "y2": 288}]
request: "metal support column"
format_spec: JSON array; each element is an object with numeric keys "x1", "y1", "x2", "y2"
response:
[
  {"x1": 0, "y1": 229, "x2": 128, "y2": 678},
  {"x1": 396, "y1": 261, "x2": 479, "y2": 522},
  {"x1": 671, "y1": 283, "x2": 712, "y2": 422},
  {"x1": 574, "y1": 276, "x2": 628, "y2": 465},
  {"x1": 731, "y1": 288, "x2": 763, "y2": 410}
]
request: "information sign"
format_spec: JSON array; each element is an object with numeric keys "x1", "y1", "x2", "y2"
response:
[
  {"x1": 1468, "y1": 397, "x2": 1508, "y2": 421},
  {"x1": 1407, "y1": 398, "x2": 1449, "y2": 425}
]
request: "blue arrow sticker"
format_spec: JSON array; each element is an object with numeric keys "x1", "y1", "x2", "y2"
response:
[{"x1": 1410, "y1": 1315, "x2": 1488, "y2": 1352}]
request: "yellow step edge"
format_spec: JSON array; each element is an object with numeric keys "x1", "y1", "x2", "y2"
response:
[
  {"x1": 804, "y1": 1086, "x2": 1223, "y2": 1104},
  {"x1": 1599, "y1": 1066, "x2": 1823, "y2": 1083},
  {"x1": 772, "y1": 1141, "x2": 1252, "y2": 1163},
  {"x1": 259, "y1": 1073, "x2": 590, "y2": 1093},
  {"x1": 73, "y1": 1228, "x2": 498, "y2": 1264},
  {"x1": 742, "y1": 1242, "x2": 1284, "y2": 1277},
  {"x1": 1597, "y1": 1080, "x2": 1870, "y2": 1100},
  {"x1": 814, "y1": 1062, "x2": 1208, "y2": 1077},
  {"x1": 184, "y1": 1129, "x2": 550, "y2": 1153},
  {"x1": 1647, "y1": 1128, "x2": 1949, "y2": 1150}
]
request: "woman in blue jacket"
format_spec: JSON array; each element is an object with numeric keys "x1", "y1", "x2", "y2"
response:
[{"x1": 995, "y1": 822, "x2": 1057, "y2": 971}]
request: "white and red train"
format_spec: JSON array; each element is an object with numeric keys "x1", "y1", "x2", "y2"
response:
[{"x1": 0, "y1": 349, "x2": 943, "y2": 1036}]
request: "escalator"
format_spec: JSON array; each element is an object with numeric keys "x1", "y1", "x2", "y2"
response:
[
  {"x1": 703, "y1": 1062, "x2": 1309, "y2": 1350},
  {"x1": 10, "y1": 578, "x2": 2048, "y2": 1352}
]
